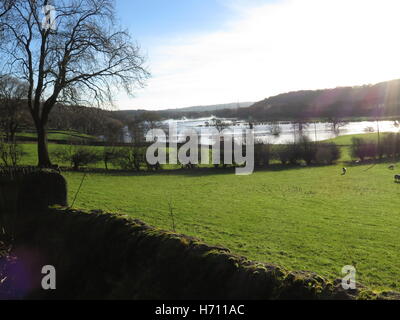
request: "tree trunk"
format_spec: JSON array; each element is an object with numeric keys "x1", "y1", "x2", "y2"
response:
[
  {"x1": 36, "y1": 124, "x2": 52, "y2": 168},
  {"x1": 9, "y1": 122, "x2": 17, "y2": 143}
]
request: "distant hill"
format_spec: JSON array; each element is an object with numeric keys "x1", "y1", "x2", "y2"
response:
[
  {"x1": 195, "y1": 79, "x2": 400, "y2": 121},
  {"x1": 241, "y1": 79, "x2": 400, "y2": 121},
  {"x1": 119, "y1": 102, "x2": 253, "y2": 114},
  {"x1": 162, "y1": 102, "x2": 254, "y2": 113},
  {"x1": 115, "y1": 102, "x2": 254, "y2": 120}
]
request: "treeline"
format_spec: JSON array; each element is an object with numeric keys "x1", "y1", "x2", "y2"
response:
[
  {"x1": 254, "y1": 137, "x2": 341, "y2": 167},
  {"x1": 3, "y1": 76, "x2": 400, "y2": 145},
  {"x1": 0, "y1": 76, "x2": 160, "y2": 142},
  {"x1": 351, "y1": 133, "x2": 400, "y2": 161},
  {"x1": 50, "y1": 144, "x2": 157, "y2": 171},
  {"x1": 1, "y1": 97, "x2": 162, "y2": 144},
  {"x1": 45, "y1": 136, "x2": 341, "y2": 172},
  {"x1": 48, "y1": 105, "x2": 121, "y2": 137}
]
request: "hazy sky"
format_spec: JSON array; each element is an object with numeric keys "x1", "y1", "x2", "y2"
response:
[{"x1": 115, "y1": 0, "x2": 400, "y2": 110}]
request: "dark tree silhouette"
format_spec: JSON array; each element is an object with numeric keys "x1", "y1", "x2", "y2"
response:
[
  {"x1": 0, "y1": 0, "x2": 149, "y2": 167},
  {"x1": 0, "y1": 75, "x2": 29, "y2": 142},
  {"x1": 327, "y1": 116, "x2": 348, "y2": 133}
]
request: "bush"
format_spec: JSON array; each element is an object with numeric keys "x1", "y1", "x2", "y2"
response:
[
  {"x1": 381, "y1": 133, "x2": 400, "y2": 159},
  {"x1": 276, "y1": 138, "x2": 340, "y2": 166},
  {"x1": 211, "y1": 141, "x2": 228, "y2": 169},
  {"x1": 298, "y1": 136, "x2": 317, "y2": 165},
  {"x1": 315, "y1": 143, "x2": 341, "y2": 164},
  {"x1": 103, "y1": 146, "x2": 125, "y2": 170},
  {"x1": 112, "y1": 147, "x2": 146, "y2": 171},
  {"x1": 254, "y1": 143, "x2": 271, "y2": 167},
  {"x1": 52, "y1": 145, "x2": 101, "y2": 170},
  {"x1": 276, "y1": 144, "x2": 293, "y2": 165},
  {"x1": 350, "y1": 138, "x2": 377, "y2": 161},
  {"x1": 0, "y1": 139, "x2": 24, "y2": 167},
  {"x1": 275, "y1": 143, "x2": 301, "y2": 165}
]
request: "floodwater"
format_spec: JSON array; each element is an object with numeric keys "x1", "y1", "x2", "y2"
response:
[{"x1": 123, "y1": 116, "x2": 400, "y2": 145}]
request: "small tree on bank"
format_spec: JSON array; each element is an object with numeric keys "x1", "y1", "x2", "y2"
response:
[
  {"x1": 0, "y1": 75, "x2": 30, "y2": 142},
  {"x1": 0, "y1": 137, "x2": 24, "y2": 167},
  {"x1": 0, "y1": 0, "x2": 149, "y2": 167}
]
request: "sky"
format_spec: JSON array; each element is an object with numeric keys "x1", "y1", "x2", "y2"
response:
[{"x1": 115, "y1": 0, "x2": 400, "y2": 110}]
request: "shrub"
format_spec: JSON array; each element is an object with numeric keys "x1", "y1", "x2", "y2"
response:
[
  {"x1": 0, "y1": 139, "x2": 24, "y2": 167},
  {"x1": 275, "y1": 145, "x2": 291, "y2": 165},
  {"x1": 211, "y1": 141, "x2": 228, "y2": 169},
  {"x1": 112, "y1": 147, "x2": 146, "y2": 171},
  {"x1": 315, "y1": 143, "x2": 341, "y2": 164},
  {"x1": 275, "y1": 143, "x2": 302, "y2": 165},
  {"x1": 298, "y1": 136, "x2": 317, "y2": 165},
  {"x1": 350, "y1": 138, "x2": 377, "y2": 161},
  {"x1": 254, "y1": 143, "x2": 271, "y2": 167},
  {"x1": 276, "y1": 139, "x2": 340, "y2": 166},
  {"x1": 287, "y1": 142, "x2": 302, "y2": 165},
  {"x1": 52, "y1": 145, "x2": 101, "y2": 170},
  {"x1": 103, "y1": 146, "x2": 125, "y2": 170},
  {"x1": 381, "y1": 133, "x2": 400, "y2": 159}
]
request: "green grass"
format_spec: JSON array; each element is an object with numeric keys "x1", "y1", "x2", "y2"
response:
[
  {"x1": 16, "y1": 131, "x2": 400, "y2": 292},
  {"x1": 323, "y1": 132, "x2": 393, "y2": 145},
  {"x1": 16, "y1": 130, "x2": 98, "y2": 142},
  {"x1": 63, "y1": 163, "x2": 400, "y2": 292},
  {"x1": 19, "y1": 143, "x2": 106, "y2": 167}
]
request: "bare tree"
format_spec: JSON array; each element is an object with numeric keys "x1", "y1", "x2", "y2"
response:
[
  {"x1": 210, "y1": 117, "x2": 230, "y2": 133},
  {"x1": 103, "y1": 117, "x2": 123, "y2": 142},
  {"x1": 0, "y1": 75, "x2": 29, "y2": 142},
  {"x1": 0, "y1": 0, "x2": 15, "y2": 18},
  {"x1": 127, "y1": 112, "x2": 162, "y2": 145},
  {"x1": 291, "y1": 120, "x2": 309, "y2": 133},
  {"x1": 327, "y1": 116, "x2": 348, "y2": 134},
  {"x1": 0, "y1": 0, "x2": 149, "y2": 167},
  {"x1": 127, "y1": 118, "x2": 147, "y2": 145}
]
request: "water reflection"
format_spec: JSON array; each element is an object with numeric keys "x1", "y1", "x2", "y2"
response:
[{"x1": 135, "y1": 117, "x2": 400, "y2": 145}]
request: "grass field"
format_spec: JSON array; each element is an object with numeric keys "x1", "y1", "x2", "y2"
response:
[
  {"x1": 16, "y1": 130, "x2": 98, "y2": 142},
  {"x1": 18, "y1": 132, "x2": 400, "y2": 292},
  {"x1": 63, "y1": 163, "x2": 400, "y2": 292},
  {"x1": 323, "y1": 132, "x2": 392, "y2": 145},
  {"x1": 19, "y1": 143, "x2": 105, "y2": 167}
]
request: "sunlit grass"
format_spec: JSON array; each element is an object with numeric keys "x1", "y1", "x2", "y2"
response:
[
  {"x1": 17, "y1": 131, "x2": 400, "y2": 292},
  {"x1": 63, "y1": 162, "x2": 400, "y2": 292}
]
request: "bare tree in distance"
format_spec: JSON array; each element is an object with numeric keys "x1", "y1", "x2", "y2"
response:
[
  {"x1": 127, "y1": 112, "x2": 162, "y2": 145},
  {"x1": 0, "y1": 75, "x2": 30, "y2": 142},
  {"x1": 0, "y1": 0, "x2": 149, "y2": 167},
  {"x1": 327, "y1": 116, "x2": 348, "y2": 134},
  {"x1": 210, "y1": 117, "x2": 230, "y2": 133}
]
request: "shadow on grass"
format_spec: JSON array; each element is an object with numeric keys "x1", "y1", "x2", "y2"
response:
[{"x1": 343, "y1": 158, "x2": 400, "y2": 167}]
